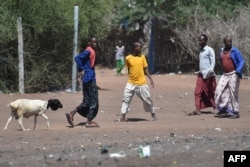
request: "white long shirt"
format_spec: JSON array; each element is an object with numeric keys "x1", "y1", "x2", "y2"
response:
[
  {"x1": 199, "y1": 45, "x2": 216, "y2": 79},
  {"x1": 115, "y1": 45, "x2": 125, "y2": 60}
]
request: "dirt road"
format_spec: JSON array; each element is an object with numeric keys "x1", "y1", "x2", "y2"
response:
[{"x1": 1, "y1": 69, "x2": 250, "y2": 167}]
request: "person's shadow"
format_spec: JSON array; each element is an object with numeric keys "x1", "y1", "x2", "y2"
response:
[
  {"x1": 125, "y1": 118, "x2": 148, "y2": 122},
  {"x1": 200, "y1": 110, "x2": 216, "y2": 114},
  {"x1": 66, "y1": 122, "x2": 86, "y2": 128}
]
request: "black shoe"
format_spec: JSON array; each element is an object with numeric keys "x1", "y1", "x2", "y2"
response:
[
  {"x1": 228, "y1": 114, "x2": 240, "y2": 119},
  {"x1": 214, "y1": 111, "x2": 227, "y2": 117},
  {"x1": 218, "y1": 113, "x2": 230, "y2": 118}
]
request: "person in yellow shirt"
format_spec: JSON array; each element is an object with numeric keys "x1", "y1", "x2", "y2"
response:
[{"x1": 117, "y1": 42, "x2": 156, "y2": 122}]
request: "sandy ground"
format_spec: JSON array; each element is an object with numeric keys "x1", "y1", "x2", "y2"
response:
[{"x1": 1, "y1": 69, "x2": 250, "y2": 167}]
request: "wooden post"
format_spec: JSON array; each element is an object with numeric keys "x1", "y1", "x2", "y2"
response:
[{"x1": 17, "y1": 17, "x2": 24, "y2": 94}]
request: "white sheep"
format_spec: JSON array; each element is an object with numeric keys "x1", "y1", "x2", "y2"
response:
[{"x1": 4, "y1": 99, "x2": 63, "y2": 131}]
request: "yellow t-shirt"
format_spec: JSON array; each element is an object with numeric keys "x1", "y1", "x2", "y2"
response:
[{"x1": 126, "y1": 54, "x2": 148, "y2": 85}]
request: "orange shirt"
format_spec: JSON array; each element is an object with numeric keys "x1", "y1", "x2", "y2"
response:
[{"x1": 85, "y1": 46, "x2": 96, "y2": 68}]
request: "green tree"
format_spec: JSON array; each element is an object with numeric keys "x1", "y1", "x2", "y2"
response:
[{"x1": 0, "y1": 0, "x2": 117, "y2": 92}]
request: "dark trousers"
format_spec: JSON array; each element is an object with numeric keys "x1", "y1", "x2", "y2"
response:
[{"x1": 77, "y1": 80, "x2": 99, "y2": 119}]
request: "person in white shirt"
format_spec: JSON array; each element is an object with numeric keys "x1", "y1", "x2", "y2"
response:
[
  {"x1": 188, "y1": 34, "x2": 216, "y2": 116},
  {"x1": 115, "y1": 40, "x2": 125, "y2": 76}
]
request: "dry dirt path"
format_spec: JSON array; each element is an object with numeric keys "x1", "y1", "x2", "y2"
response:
[{"x1": 1, "y1": 69, "x2": 250, "y2": 167}]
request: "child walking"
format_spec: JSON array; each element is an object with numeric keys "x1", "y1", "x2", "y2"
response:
[
  {"x1": 115, "y1": 40, "x2": 125, "y2": 76},
  {"x1": 118, "y1": 42, "x2": 156, "y2": 122}
]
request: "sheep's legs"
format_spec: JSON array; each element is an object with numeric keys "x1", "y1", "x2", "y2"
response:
[
  {"x1": 4, "y1": 112, "x2": 14, "y2": 130},
  {"x1": 4, "y1": 112, "x2": 29, "y2": 131},
  {"x1": 38, "y1": 113, "x2": 50, "y2": 130},
  {"x1": 18, "y1": 116, "x2": 29, "y2": 131},
  {"x1": 32, "y1": 114, "x2": 50, "y2": 130}
]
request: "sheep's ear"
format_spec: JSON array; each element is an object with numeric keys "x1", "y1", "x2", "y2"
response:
[
  {"x1": 48, "y1": 99, "x2": 63, "y2": 111},
  {"x1": 46, "y1": 100, "x2": 51, "y2": 109}
]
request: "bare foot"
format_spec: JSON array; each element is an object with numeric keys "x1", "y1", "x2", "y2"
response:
[
  {"x1": 66, "y1": 113, "x2": 74, "y2": 126},
  {"x1": 85, "y1": 122, "x2": 100, "y2": 128}
]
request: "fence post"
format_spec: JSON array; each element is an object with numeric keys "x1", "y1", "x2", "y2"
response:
[
  {"x1": 72, "y1": 5, "x2": 79, "y2": 92},
  {"x1": 17, "y1": 17, "x2": 24, "y2": 94}
]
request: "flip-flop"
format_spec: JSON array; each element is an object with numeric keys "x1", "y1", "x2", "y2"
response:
[
  {"x1": 66, "y1": 113, "x2": 74, "y2": 126},
  {"x1": 85, "y1": 122, "x2": 100, "y2": 128},
  {"x1": 151, "y1": 113, "x2": 157, "y2": 121},
  {"x1": 187, "y1": 111, "x2": 200, "y2": 116},
  {"x1": 114, "y1": 118, "x2": 128, "y2": 122},
  {"x1": 215, "y1": 113, "x2": 227, "y2": 118}
]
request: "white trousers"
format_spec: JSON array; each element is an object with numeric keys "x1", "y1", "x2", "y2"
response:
[{"x1": 121, "y1": 83, "x2": 155, "y2": 114}]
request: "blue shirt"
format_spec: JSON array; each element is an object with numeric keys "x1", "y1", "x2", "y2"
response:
[
  {"x1": 199, "y1": 45, "x2": 216, "y2": 79},
  {"x1": 75, "y1": 50, "x2": 96, "y2": 83},
  {"x1": 219, "y1": 46, "x2": 245, "y2": 78}
]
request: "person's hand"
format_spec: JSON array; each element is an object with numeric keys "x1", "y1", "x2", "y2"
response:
[
  {"x1": 150, "y1": 80, "x2": 154, "y2": 88},
  {"x1": 236, "y1": 72, "x2": 241, "y2": 78},
  {"x1": 194, "y1": 71, "x2": 200, "y2": 75}
]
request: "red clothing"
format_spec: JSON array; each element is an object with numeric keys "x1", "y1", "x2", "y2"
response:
[
  {"x1": 85, "y1": 46, "x2": 96, "y2": 68},
  {"x1": 221, "y1": 51, "x2": 235, "y2": 73},
  {"x1": 195, "y1": 74, "x2": 216, "y2": 111}
]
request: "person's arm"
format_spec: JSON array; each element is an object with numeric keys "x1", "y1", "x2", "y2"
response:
[
  {"x1": 74, "y1": 50, "x2": 90, "y2": 70},
  {"x1": 210, "y1": 48, "x2": 216, "y2": 71},
  {"x1": 144, "y1": 67, "x2": 154, "y2": 88},
  {"x1": 235, "y1": 48, "x2": 245, "y2": 75}
]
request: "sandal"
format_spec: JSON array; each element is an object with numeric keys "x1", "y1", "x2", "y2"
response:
[
  {"x1": 85, "y1": 122, "x2": 100, "y2": 128},
  {"x1": 114, "y1": 118, "x2": 128, "y2": 122},
  {"x1": 187, "y1": 111, "x2": 201, "y2": 116},
  {"x1": 66, "y1": 113, "x2": 74, "y2": 126},
  {"x1": 151, "y1": 113, "x2": 157, "y2": 121}
]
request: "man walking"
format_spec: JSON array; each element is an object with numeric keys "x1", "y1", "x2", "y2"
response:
[
  {"x1": 214, "y1": 36, "x2": 245, "y2": 119},
  {"x1": 188, "y1": 34, "x2": 216, "y2": 116}
]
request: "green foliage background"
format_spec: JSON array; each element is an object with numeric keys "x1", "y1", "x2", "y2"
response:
[
  {"x1": 0, "y1": 0, "x2": 117, "y2": 92},
  {"x1": 0, "y1": 0, "x2": 248, "y2": 93}
]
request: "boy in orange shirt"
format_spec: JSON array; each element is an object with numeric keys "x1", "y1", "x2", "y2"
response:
[{"x1": 118, "y1": 42, "x2": 156, "y2": 122}]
